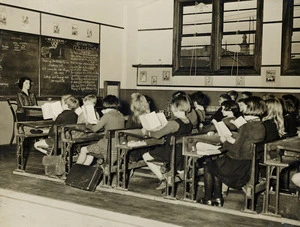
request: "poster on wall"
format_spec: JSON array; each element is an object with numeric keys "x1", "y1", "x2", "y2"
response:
[{"x1": 266, "y1": 70, "x2": 276, "y2": 82}]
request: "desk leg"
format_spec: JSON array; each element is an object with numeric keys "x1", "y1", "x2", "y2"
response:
[
  {"x1": 16, "y1": 135, "x2": 25, "y2": 171},
  {"x1": 264, "y1": 165, "x2": 271, "y2": 214},
  {"x1": 117, "y1": 148, "x2": 128, "y2": 190},
  {"x1": 275, "y1": 166, "x2": 281, "y2": 216},
  {"x1": 183, "y1": 156, "x2": 197, "y2": 201}
]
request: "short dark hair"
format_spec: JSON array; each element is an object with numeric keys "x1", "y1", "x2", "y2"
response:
[
  {"x1": 18, "y1": 77, "x2": 32, "y2": 89},
  {"x1": 102, "y1": 95, "x2": 119, "y2": 109},
  {"x1": 227, "y1": 90, "x2": 238, "y2": 101},
  {"x1": 219, "y1": 94, "x2": 231, "y2": 101},
  {"x1": 190, "y1": 91, "x2": 210, "y2": 106}
]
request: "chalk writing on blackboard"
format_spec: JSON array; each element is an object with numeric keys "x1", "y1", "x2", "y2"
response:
[{"x1": 40, "y1": 36, "x2": 99, "y2": 96}]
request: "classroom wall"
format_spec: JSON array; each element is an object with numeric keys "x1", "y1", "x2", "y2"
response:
[
  {"x1": 1, "y1": 0, "x2": 300, "y2": 145},
  {"x1": 134, "y1": 0, "x2": 300, "y2": 89}
]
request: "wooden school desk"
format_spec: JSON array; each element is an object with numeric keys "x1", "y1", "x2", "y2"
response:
[
  {"x1": 115, "y1": 129, "x2": 165, "y2": 190},
  {"x1": 181, "y1": 133, "x2": 221, "y2": 202},
  {"x1": 14, "y1": 120, "x2": 53, "y2": 172},
  {"x1": 263, "y1": 136, "x2": 300, "y2": 216},
  {"x1": 22, "y1": 105, "x2": 43, "y2": 118}
]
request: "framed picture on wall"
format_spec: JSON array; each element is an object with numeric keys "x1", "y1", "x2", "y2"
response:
[
  {"x1": 53, "y1": 23, "x2": 60, "y2": 34},
  {"x1": 139, "y1": 71, "x2": 147, "y2": 82},
  {"x1": 162, "y1": 71, "x2": 170, "y2": 81},
  {"x1": 72, "y1": 24, "x2": 78, "y2": 36},
  {"x1": 266, "y1": 70, "x2": 276, "y2": 82},
  {"x1": 0, "y1": 11, "x2": 7, "y2": 25},
  {"x1": 87, "y1": 28, "x2": 93, "y2": 38},
  {"x1": 151, "y1": 76, "x2": 157, "y2": 85}
]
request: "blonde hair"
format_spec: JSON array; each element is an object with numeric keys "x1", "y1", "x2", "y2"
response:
[
  {"x1": 130, "y1": 93, "x2": 150, "y2": 123},
  {"x1": 263, "y1": 98, "x2": 285, "y2": 137},
  {"x1": 171, "y1": 94, "x2": 191, "y2": 112},
  {"x1": 83, "y1": 94, "x2": 97, "y2": 105},
  {"x1": 61, "y1": 95, "x2": 79, "y2": 110}
]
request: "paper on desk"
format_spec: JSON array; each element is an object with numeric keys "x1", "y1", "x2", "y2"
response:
[
  {"x1": 127, "y1": 140, "x2": 147, "y2": 147},
  {"x1": 196, "y1": 142, "x2": 221, "y2": 156}
]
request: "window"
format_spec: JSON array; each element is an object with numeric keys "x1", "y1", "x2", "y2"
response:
[
  {"x1": 282, "y1": 0, "x2": 300, "y2": 75},
  {"x1": 173, "y1": 0, "x2": 263, "y2": 76}
]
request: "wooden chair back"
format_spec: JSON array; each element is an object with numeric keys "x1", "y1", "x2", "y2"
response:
[{"x1": 7, "y1": 98, "x2": 18, "y2": 145}]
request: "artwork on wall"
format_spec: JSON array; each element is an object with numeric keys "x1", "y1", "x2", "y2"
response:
[
  {"x1": 0, "y1": 8, "x2": 6, "y2": 25},
  {"x1": 53, "y1": 23, "x2": 60, "y2": 34},
  {"x1": 139, "y1": 71, "x2": 147, "y2": 82},
  {"x1": 87, "y1": 28, "x2": 92, "y2": 38},
  {"x1": 151, "y1": 76, "x2": 157, "y2": 85},
  {"x1": 162, "y1": 71, "x2": 170, "y2": 81},
  {"x1": 236, "y1": 76, "x2": 245, "y2": 86},
  {"x1": 22, "y1": 15, "x2": 29, "y2": 28},
  {"x1": 266, "y1": 69, "x2": 276, "y2": 82},
  {"x1": 205, "y1": 76, "x2": 213, "y2": 86},
  {"x1": 72, "y1": 24, "x2": 78, "y2": 36}
]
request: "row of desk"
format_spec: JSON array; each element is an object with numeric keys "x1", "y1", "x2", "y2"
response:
[{"x1": 14, "y1": 120, "x2": 300, "y2": 217}]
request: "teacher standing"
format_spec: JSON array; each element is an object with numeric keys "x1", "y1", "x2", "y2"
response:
[{"x1": 16, "y1": 77, "x2": 38, "y2": 121}]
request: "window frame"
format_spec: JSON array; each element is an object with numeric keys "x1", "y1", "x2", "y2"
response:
[
  {"x1": 172, "y1": 0, "x2": 263, "y2": 76},
  {"x1": 281, "y1": 0, "x2": 300, "y2": 75}
]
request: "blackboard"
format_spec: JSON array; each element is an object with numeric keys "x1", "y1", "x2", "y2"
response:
[
  {"x1": 0, "y1": 30, "x2": 39, "y2": 96},
  {"x1": 40, "y1": 36, "x2": 99, "y2": 96}
]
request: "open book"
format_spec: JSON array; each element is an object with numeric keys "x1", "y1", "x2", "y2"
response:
[
  {"x1": 139, "y1": 111, "x2": 168, "y2": 131},
  {"x1": 211, "y1": 119, "x2": 232, "y2": 138},
  {"x1": 41, "y1": 101, "x2": 63, "y2": 119},
  {"x1": 196, "y1": 142, "x2": 221, "y2": 156},
  {"x1": 82, "y1": 105, "x2": 98, "y2": 124},
  {"x1": 230, "y1": 116, "x2": 247, "y2": 129}
]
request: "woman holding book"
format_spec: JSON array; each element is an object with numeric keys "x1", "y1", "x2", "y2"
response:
[
  {"x1": 142, "y1": 95, "x2": 193, "y2": 190},
  {"x1": 34, "y1": 95, "x2": 79, "y2": 155},
  {"x1": 202, "y1": 96, "x2": 266, "y2": 206}
]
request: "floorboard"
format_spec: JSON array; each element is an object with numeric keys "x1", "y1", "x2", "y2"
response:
[{"x1": 0, "y1": 144, "x2": 299, "y2": 227}]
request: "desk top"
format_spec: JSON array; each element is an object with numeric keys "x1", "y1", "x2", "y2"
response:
[
  {"x1": 276, "y1": 136, "x2": 300, "y2": 153},
  {"x1": 17, "y1": 120, "x2": 53, "y2": 129},
  {"x1": 115, "y1": 129, "x2": 165, "y2": 149},
  {"x1": 182, "y1": 134, "x2": 222, "y2": 157},
  {"x1": 23, "y1": 105, "x2": 42, "y2": 110}
]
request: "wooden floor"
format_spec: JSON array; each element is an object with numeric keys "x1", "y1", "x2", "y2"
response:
[{"x1": 0, "y1": 144, "x2": 299, "y2": 227}]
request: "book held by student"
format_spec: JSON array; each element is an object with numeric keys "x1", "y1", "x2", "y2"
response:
[
  {"x1": 139, "y1": 111, "x2": 168, "y2": 131},
  {"x1": 41, "y1": 101, "x2": 63, "y2": 119}
]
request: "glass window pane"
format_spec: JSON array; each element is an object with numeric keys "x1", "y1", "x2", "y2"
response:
[
  {"x1": 181, "y1": 2, "x2": 212, "y2": 69},
  {"x1": 221, "y1": 0, "x2": 256, "y2": 68}
]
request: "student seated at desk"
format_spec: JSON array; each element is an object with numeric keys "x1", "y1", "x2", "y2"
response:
[
  {"x1": 34, "y1": 95, "x2": 79, "y2": 155},
  {"x1": 211, "y1": 94, "x2": 231, "y2": 122},
  {"x1": 126, "y1": 93, "x2": 151, "y2": 129},
  {"x1": 172, "y1": 91, "x2": 198, "y2": 129},
  {"x1": 190, "y1": 91, "x2": 210, "y2": 130},
  {"x1": 76, "y1": 95, "x2": 125, "y2": 165},
  {"x1": 125, "y1": 93, "x2": 152, "y2": 162},
  {"x1": 202, "y1": 96, "x2": 266, "y2": 207},
  {"x1": 200, "y1": 100, "x2": 242, "y2": 134},
  {"x1": 71, "y1": 94, "x2": 100, "y2": 139},
  {"x1": 142, "y1": 95, "x2": 193, "y2": 191},
  {"x1": 292, "y1": 173, "x2": 300, "y2": 187}
]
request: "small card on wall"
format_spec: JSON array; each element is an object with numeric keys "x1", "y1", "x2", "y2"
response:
[
  {"x1": 236, "y1": 76, "x2": 245, "y2": 86},
  {"x1": 205, "y1": 76, "x2": 213, "y2": 86},
  {"x1": 151, "y1": 76, "x2": 157, "y2": 85},
  {"x1": 266, "y1": 70, "x2": 276, "y2": 82}
]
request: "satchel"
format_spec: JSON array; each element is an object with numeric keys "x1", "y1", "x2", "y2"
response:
[{"x1": 42, "y1": 155, "x2": 65, "y2": 176}]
